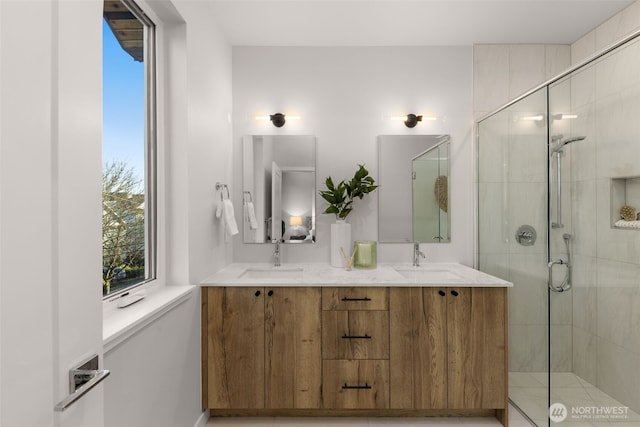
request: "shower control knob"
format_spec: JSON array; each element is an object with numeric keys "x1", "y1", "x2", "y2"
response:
[{"x1": 515, "y1": 225, "x2": 537, "y2": 246}]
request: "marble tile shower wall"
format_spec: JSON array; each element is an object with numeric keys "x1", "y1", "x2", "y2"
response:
[
  {"x1": 474, "y1": 44, "x2": 572, "y2": 372},
  {"x1": 567, "y1": 32, "x2": 640, "y2": 413}
]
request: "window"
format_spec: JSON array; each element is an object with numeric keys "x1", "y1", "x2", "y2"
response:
[{"x1": 102, "y1": 0, "x2": 156, "y2": 297}]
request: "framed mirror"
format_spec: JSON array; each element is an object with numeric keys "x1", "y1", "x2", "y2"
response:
[
  {"x1": 378, "y1": 135, "x2": 450, "y2": 243},
  {"x1": 242, "y1": 135, "x2": 316, "y2": 243}
]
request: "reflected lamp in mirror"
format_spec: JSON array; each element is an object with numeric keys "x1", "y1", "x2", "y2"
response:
[
  {"x1": 242, "y1": 135, "x2": 316, "y2": 244},
  {"x1": 390, "y1": 114, "x2": 437, "y2": 128},
  {"x1": 378, "y1": 135, "x2": 450, "y2": 244},
  {"x1": 255, "y1": 113, "x2": 302, "y2": 127}
]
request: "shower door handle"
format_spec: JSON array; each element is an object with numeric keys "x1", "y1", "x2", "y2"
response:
[{"x1": 548, "y1": 259, "x2": 568, "y2": 292}]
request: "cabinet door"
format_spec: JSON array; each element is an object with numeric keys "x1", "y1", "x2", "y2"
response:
[
  {"x1": 265, "y1": 287, "x2": 322, "y2": 409},
  {"x1": 203, "y1": 287, "x2": 265, "y2": 409},
  {"x1": 389, "y1": 288, "x2": 447, "y2": 409},
  {"x1": 447, "y1": 287, "x2": 507, "y2": 409}
]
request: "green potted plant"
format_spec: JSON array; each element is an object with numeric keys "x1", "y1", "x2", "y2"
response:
[
  {"x1": 320, "y1": 164, "x2": 378, "y2": 220},
  {"x1": 320, "y1": 164, "x2": 378, "y2": 267}
]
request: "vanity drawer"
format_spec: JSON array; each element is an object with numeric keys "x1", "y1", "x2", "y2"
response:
[
  {"x1": 322, "y1": 310, "x2": 389, "y2": 359},
  {"x1": 322, "y1": 287, "x2": 389, "y2": 311},
  {"x1": 323, "y1": 360, "x2": 389, "y2": 409}
]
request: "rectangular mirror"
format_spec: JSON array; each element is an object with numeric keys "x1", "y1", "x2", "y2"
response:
[
  {"x1": 378, "y1": 135, "x2": 450, "y2": 243},
  {"x1": 242, "y1": 135, "x2": 316, "y2": 243}
]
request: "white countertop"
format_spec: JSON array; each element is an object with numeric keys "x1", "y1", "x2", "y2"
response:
[{"x1": 200, "y1": 262, "x2": 513, "y2": 287}]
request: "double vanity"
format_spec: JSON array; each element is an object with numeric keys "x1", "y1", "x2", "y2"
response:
[{"x1": 201, "y1": 262, "x2": 512, "y2": 426}]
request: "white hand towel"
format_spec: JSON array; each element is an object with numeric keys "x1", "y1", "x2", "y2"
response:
[
  {"x1": 246, "y1": 201, "x2": 258, "y2": 230},
  {"x1": 223, "y1": 199, "x2": 239, "y2": 236}
]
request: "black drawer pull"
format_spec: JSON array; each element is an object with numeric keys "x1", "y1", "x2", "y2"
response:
[
  {"x1": 267, "y1": 290, "x2": 273, "y2": 296},
  {"x1": 255, "y1": 290, "x2": 261, "y2": 297},
  {"x1": 451, "y1": 290, "x2": 459, "y2": 297},
  {"x1": 342, "y1": 383, "x2": 371, "y2": 390},
  {"x1": 342, "y1": 334, "x2": 371, "y2": 339},
  {"x1": 438, "y1": 290, "x2": 446, "y2": 297},
  {"x1": 341, "y1": 297, "x2": 371, "y2": 302}
]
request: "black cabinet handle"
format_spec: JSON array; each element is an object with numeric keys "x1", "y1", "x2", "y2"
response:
[
  {"x1": 267, "y1": 290, "x2": 273, "y2": 296},
  {"x1": 438, "y1": 290, "x2": 446, "y2": 297},
  {"x1": 341, "y1": 297, "x2": 371, "y2": 302},
  {"x1": 255, "y1": 290, "x2": 261, "y2": 297},
  {"x1": 451, "y1": 290, "x2": 459, "y2": 297},
  {"x1": 341, "y1": 334, "x2": 371, "y2": 339},
  {"x1": 342, "y1": 383, "x2": 371, "y2": 390}
]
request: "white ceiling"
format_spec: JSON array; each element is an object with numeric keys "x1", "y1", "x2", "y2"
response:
[{"x1": 205, "y1": 0, "x2": 635, "y2": 46}]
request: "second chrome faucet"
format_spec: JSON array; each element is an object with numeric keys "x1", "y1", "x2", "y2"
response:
[
  {"x1": 273, "y1": 240, "x2": 281, "y2": 267},
  {"x1": 413, "y1": 242, "x2": 426, "y2": 266}
]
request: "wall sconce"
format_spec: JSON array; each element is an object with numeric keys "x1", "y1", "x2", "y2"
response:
[
  {"x1": 255, "y1": 113, "x2": 301, "y2": 127},
  {"x1": 390, "y1": 114, "x2": 437, "y2": 128}
]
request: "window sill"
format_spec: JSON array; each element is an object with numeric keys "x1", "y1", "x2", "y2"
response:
[{"x1": 103, "y1": 284, "x2": 195, "y2": 354}]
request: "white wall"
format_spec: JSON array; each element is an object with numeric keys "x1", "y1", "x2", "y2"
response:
[
  {"x1": 104, "y1": 291, "x2": 201, "y2": 427},
  {"x1": 232, "y1": 46, "x2": 474, "y2": 265}
]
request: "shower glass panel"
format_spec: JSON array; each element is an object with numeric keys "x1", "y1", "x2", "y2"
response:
[
  {"x1": 478, "y1": 86, "x2": 550, "y2": 426},
  {"x1": 478, "y1": 31, "x2": 640, "y2": 427}
]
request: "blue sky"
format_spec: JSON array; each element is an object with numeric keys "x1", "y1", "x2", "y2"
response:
[{"x1": 103, "y1": 19, "x2": 145, "y2": 183}]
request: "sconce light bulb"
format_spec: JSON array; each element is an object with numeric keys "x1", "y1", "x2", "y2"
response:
[
  {"x1": 520, "y1": 114, "x2": 544, "y2": 121},
  {"x1": 553, "y1": 113, "x2": 578, "y2": 120}
]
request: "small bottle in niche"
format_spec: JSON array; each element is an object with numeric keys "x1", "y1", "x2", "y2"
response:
[{"x1": 354, "y1": 240, "x2": 377, "y2": 269}]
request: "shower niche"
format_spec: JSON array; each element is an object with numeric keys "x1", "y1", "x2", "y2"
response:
[{"x1": 611, "y1": 176, "x2": 640, "y2": 229}]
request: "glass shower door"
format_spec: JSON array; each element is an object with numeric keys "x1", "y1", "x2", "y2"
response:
[{"x1": 478, "y1": 86, "x2": 550, "y2": 426}]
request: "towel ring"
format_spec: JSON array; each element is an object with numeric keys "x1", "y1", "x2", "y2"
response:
[
  {"x1": 215, "y1": 182, "x2": 230, "y2": 201},
  {"x1": 243, "y1": 191, "x2": 253, "y2": 203}
]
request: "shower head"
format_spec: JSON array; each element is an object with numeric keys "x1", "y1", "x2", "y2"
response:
[{"x1": 551, "y1": 135, "x2": 586, "y2": 154}]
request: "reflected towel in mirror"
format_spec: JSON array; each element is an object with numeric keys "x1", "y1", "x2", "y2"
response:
[{"x1": 246, "y1": 201, "x2": 258, "y2": 230}]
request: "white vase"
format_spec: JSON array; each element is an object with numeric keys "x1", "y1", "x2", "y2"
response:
[{"x1": 330, "y1": 219, "x2": 352, "y2": 268}]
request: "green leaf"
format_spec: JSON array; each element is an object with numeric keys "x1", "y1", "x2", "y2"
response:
[
  {"x1": 339, "y1": 208, "x2": 352, "y2": 219},
  {"x1": 325, "y1": 176, "x2": 335, "y2": 191},
  {"x1": 324, "y1": 206, "x2": 339, "y2": 215}
]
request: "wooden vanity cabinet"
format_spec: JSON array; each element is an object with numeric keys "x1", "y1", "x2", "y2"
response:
[
  {"x1": 201, "y1": 287, "x2": 321, "y2": 410},
  {"x1": 389, "y1": 287, "x2": 507, "y2": 414},
  {"x1": 202, "y1": 285, "x2": 508, "y2": 425}
]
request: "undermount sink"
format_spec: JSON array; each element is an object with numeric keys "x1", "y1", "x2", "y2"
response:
[
  {"x1": 393, "y1": 267, "x2": 464, "y2": 282},
  {"x1": 239, "y1": 268, "x2": 304, "y2": 280}
]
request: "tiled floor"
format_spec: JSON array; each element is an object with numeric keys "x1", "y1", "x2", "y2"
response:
[
  {"x1": 206, "y1": 404, "x2": 532, "y2": 426},
  {"x1": 510, "y1": 372, "x2": 640, "y2": 427}
]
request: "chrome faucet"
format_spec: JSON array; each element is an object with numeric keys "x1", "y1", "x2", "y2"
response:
[
  {"x1": 273, "y1": 240, "x2": 281, "y2": 267},
  {"x1": 413, "y1": 242, "x2": 425, "y2": 266}
]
